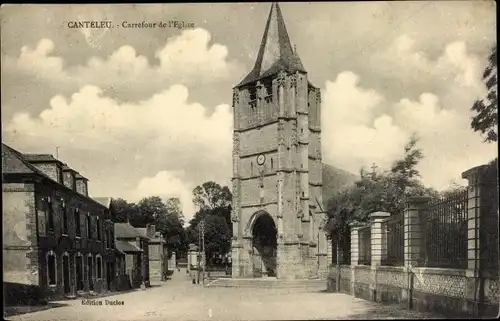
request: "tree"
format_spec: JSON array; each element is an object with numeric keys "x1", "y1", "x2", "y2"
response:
[
  {"x1": 192, "y1": 181, "x2": 232, "y2": 210},
  {"x1": 471, "y1": 45, "x2": 497, "y2": 142},
  {"x1": 186, "y1": 181, "x2": 233, "y2": 263},
  {"x1": 110, "y1": 198, "x2": 140, "y2": 224},
  {"x1": 165, "y1": 197, "x2": 185, "y2": 226},
  {"x1": 325, "y1": 136, "x2": 439, "y2": 237},
  {"x1": 136, "y1": 196, "x2": 167, "y2": 226}
]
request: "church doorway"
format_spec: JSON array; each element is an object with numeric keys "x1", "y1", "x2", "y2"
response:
[{"x1": 251, "y1": 212, "x2": 277, "y2": 278}]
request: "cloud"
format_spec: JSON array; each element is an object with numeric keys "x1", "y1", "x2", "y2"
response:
[
  {"x1": 3, "y1": 84, "x2": 233, "y2": 220},
  {"x1": 322, "y1": 37, "x2": 496, "y2": 190},
  {"x1": 3, "y1": 28, "x2": 243, "y2": 101},
  {"x1": 131, "y1": 170, "x2": 197, "y2": 222}
]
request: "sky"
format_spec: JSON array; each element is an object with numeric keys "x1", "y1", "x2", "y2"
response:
[{"x1": 1, "y1": 2, "x2": 497, "y2": 222}]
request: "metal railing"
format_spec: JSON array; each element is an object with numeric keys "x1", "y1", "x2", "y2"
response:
[
  {"x1": 358, "y1": 225, "x2": 371, "y2": 265},
  {"x1": 381, "y1": 213, "x2": 404, "y2": 266},
  {"x1": 419, "y1": 190, "x2": 468, "y2": 269}
]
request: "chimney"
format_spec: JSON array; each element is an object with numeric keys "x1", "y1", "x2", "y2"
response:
[{"x1": 147, "y1": 224, "x2": 156, "y2": 238}]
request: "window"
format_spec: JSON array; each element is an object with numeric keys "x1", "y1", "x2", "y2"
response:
[
  {"x1": 271, "y1": 158, "x2": 274, "y2": 169},
  {"x1": 96, "y1": 217, "x2": 101, "y2": 241},
  {"x1": 62, "y1": 202, "x2": 68, "y2": 235},
  {"x1": 249, "y1": 86, "x2": 257, "y2": 101},
  {"x1": 75, "y1": 209, "x2": 81, "y2": 237},
  {"x1": 46, "y1": 198, "x2": 54, "y2": 232},
  {"x1": 47, "y1": 251, "x2": 56, "y2": 286},
  {"x1": 251, "y1": 162, "x2": 254, "y2": 175},
  {"x1": 96, "y1": 256, "x2": 102, "y2": 279},
  {"x1": 86, "y1": 213, "x2": 92, "y2": 239}
]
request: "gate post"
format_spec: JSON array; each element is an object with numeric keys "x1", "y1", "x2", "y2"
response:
[
  {"x1": 349, "y1": 222, "x2": 363, "y2": 296},
  {"x1": 403, "y1": 196, "x2": 429, "y2": 311},
  {"x1": 462, "y1": 164, "x2": 498, "y2": 317}
]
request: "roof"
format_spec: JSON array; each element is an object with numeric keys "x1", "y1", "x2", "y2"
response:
[
  {"x1": 135, "y1": 227, "x2": 151, "y2": 240},
  {"x1": 2, "y1": 143, "x2": 108, "y2": 209},
  {"x1": 115, "y1": 240, "x2": 143, "y2": 253},
  {"x1": 2, "y1": 144, "x2": 38, "y2": 175},
  {"x1": 92, "y1": 197, "x2": 112, "y2": 209},
  {"x1": 74, "y1": 173, "x2": 88, "y2": 181},
  {"x1": 237, "y1": 3, "x2": 306, "y2": 87},
  {"x1": 22, "y1": 153, "x2": 62, "y2": 164},
  {"x1": 115, "y1": 223, "x2": 149, "y2": 239},
  {"x1": 62, "y1": 164, "x2": 78, "y2": 173}
]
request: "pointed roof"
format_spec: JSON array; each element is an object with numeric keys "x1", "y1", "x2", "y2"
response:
[{"x1": 237, "y1": 2, "x2": 306, "y2": 87}]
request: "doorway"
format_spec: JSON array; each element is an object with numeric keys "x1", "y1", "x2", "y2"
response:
[
  {"x1": 251, "y1": 212, "x2": 277, "y2": 277},
  {"x1": 62, "y1": 255, "x2": 70, "y2": 294},
  {"x1": 106, "y1": 262, "x2": 115, "y2": 290},
  {"x1": 87, "y1": 256, "x2": 93, "y2": 291},
  {"x1": 76, "y1": 256, "x2": 84, "y2": 291}
]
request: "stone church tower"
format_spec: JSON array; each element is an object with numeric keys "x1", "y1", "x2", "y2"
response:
[{"x1": 231, "y1": 2, "x2": 328, "y2": 279}]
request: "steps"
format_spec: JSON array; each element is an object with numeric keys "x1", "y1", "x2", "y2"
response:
[{"x1": 205, "y1": 277, "x2": 326, "y2": 290}]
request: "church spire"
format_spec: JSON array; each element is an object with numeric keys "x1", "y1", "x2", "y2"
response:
[{"x1": 237, "y1": 2, "x2": 306, "y2": 87}]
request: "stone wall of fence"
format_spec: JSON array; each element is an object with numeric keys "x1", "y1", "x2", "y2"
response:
[{"x1": 327, "y1": 163, "x2": 499, "y2": 318}]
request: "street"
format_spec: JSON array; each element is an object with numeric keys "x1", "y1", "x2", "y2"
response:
[{"x1": 6, "y1": 268, "x2": 444, "y2": 321}]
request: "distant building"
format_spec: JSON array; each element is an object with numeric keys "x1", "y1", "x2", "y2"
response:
[
  {"x1": 137, "y1": 225, "x2": 168, "y2": 282},
  {"x1": 2, "y1": 144, "x2": 116, "y2": 304},
  {"x1": 114, "y1": 222, "x2": 151, "y2": 288}
]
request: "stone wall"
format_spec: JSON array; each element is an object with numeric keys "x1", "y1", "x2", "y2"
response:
[{"x1": 326, "y1": 163, "x2": 499, "y2": 319}]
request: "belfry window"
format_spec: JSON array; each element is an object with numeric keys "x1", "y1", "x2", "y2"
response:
[
  {"x1": 263, "y1": 77, "x2": 273, "y2": 102},
  {"x1": 249, "y1": 86, "x2": 257, "y2": 101}
]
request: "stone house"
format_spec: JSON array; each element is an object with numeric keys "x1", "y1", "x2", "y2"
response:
[
  {"x1": 114, "y1": 222, "x2": 151, "y2": 288},
  {"x1": 137, "y1": 225, "x2": 168, "y2": 282},
  {"x1": 2, "y1": 144, "x2": 116, "y2": 304}
]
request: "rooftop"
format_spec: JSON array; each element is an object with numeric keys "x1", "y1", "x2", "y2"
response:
[
  {"x1": 237, "y1": 2, "x2": 306, "y2": 87},
  {"x1": 93, "y1": 197, "x2": 112, "y2": 209},
  {"x1": 115, "y1": 222, "x2": 150, "y2": 239},
  {"x1": 115, "y1": 240, "x2": 143, "y2": 253}
]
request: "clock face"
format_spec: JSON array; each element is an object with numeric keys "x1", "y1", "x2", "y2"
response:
[{"x1": 257, "y1": 154, "x2": 266, "y2": 165}]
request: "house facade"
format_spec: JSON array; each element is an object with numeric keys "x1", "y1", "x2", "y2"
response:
[
  {"x1": 2, "y1": 144, "x2": 116, "y2": 304},
  {"x1": 114, "y1": 222, "x2": 151, "y2": 288},
  {"x1": 137, "y1": 225, "x2": 168, "y2": 282}
]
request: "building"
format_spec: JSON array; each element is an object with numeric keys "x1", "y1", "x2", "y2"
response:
[
  {"x1": 136, "y1": 225, "x2": 168, "y2": 282},
  {"x1": 92, "y1": 197, "x2": 129, "y2": 291},
  {"x1": 230, "y1": 3, "x2": 328, "y2": 279},
  {"x1": 2, "y1": 144, "x2": 116, "y2": 304},
  {"x1": 114, "y1": 222, "x2": 151, "y2": 288}
]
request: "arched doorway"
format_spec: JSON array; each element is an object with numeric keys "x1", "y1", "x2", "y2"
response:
[{"x1": 251, "y1": 212, "x2": 277, "y2": 278}]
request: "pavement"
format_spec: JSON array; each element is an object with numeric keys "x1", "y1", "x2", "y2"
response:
[{"x1": 5, "y1": 268, "x2": 444, "y2": 321}]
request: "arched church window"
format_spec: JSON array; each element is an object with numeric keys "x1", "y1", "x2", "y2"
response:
[{"x1": 271, "y1": 158, "x2": 274, "y2": 169}]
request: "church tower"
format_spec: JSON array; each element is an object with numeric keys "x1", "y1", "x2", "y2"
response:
[{"x1": 231, "y1": 2, "x2": 328, "y2": 279}]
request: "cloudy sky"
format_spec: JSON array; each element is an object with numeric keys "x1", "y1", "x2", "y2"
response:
[{"x1": 1, "y1": 2, "x2": 497, "y2": 221}]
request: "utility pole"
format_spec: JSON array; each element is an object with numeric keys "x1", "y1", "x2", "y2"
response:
[
  {"x1": 201, "y1": 218, "x2": 206, "y2": 284},
  {"x1": 197, "y1": 226, "x2": 201, "y2": 284}
]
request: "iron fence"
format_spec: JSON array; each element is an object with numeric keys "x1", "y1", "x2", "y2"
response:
[
  {"x1": 381, "y1": 213, "x2": 404, "y2": 266},
  {"x1": 419, "y1": 189, "x2": 468, "y2": 269},
  {"x1": 332, "y1": 228, "x2": 351, "y2": 265},
  {"x1": 358, "y1": 225, "x2": 371, "y2": 265}
]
